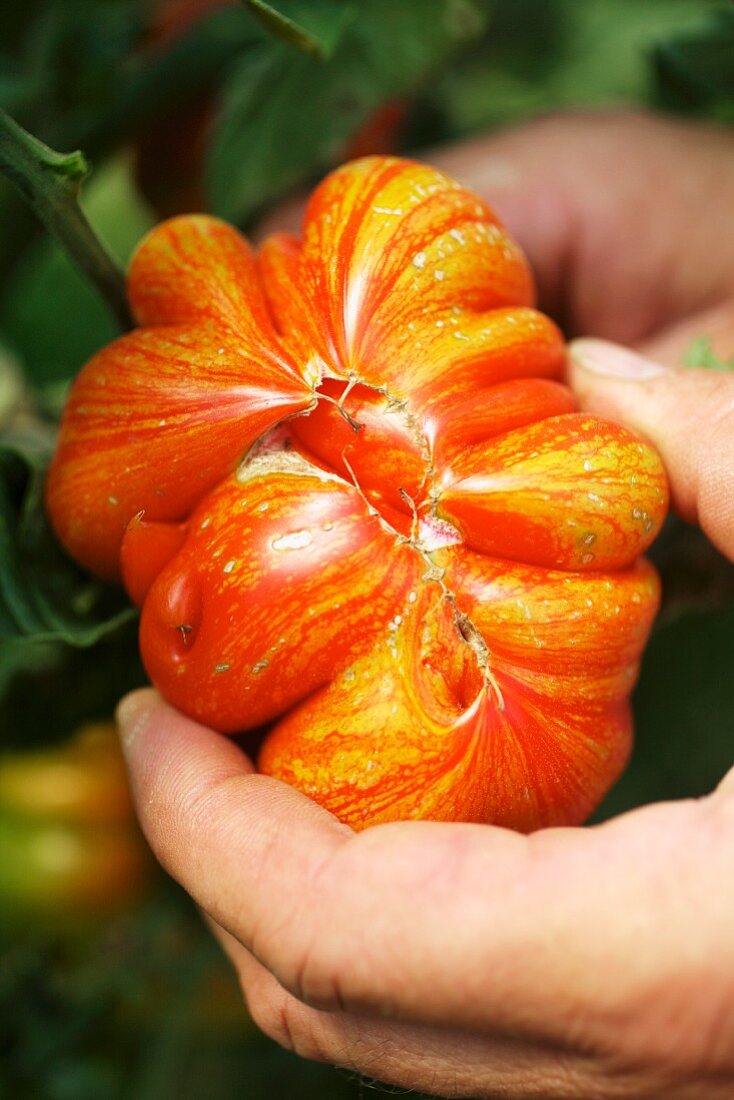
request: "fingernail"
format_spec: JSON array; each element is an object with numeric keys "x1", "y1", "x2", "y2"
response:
[
  {"x1": 116, "y1": 689, "x2": 158, "y2": 755},
  {"x1": 570, "y1": 339, "x2": 669, "y2": 380}
]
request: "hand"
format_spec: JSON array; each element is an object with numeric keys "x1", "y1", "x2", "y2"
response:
[{"x1": 117, "y1": 111, "x2": 734, "y2": 1099}]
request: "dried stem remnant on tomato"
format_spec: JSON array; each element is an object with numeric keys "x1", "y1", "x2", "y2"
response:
[{"x1": 47, "y1": 156, "x2": 668, "y2": 831}]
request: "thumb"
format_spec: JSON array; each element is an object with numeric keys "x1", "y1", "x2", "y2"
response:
[
  {"x1": 568, "y1": 338, "x2": 734, "y2": 561},
  {"x1": 717, "y1": 765, "x2": 734, "y2": 798}
]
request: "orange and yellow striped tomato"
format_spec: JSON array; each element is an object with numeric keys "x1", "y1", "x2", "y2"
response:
[{"x1": 47, "y1": 157, "x2": 668, "y2": 831}]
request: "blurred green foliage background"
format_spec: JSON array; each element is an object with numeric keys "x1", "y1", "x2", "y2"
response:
[{"x1": 1, "y1": 1, "x2": 733, "y2": 1096}]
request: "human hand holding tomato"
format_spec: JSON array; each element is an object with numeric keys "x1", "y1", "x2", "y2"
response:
[{"x1": 117, "y1": 112, "x2": 734, "y2": 1098}]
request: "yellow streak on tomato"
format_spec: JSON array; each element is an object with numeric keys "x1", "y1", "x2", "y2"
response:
[
  {"x1": 438, "y1": 414, "x2": 669, "y2": 570},
  {"x1": 47, "y1": 218, "x2": 315, "y2": 579},
  {"x1": 138, "y1": 456, "x2": 424, "y2": 732},
  {"x1": 260, "y1": 546, "x2": 660, "y2": 831}
]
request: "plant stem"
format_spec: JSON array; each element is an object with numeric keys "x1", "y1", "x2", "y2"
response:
[{"x1": 0, "y1": 110, "x2": 131, "y2": 331}]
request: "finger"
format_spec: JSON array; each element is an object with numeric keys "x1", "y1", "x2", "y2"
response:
[
  {"x1": 209, "y1": 920, "x2": 733, "y2": 1100},
  {"x1": 116, "y1": 688, "x2": 734, "y2": 1067},
  {"x1": 568, "y1": 339, "x2": 734, "y2": 560},
  {"x1": 116, "y1": 692, "x2": 522, "y2": 1035},
  {"x1": 717, "y1": 765, "x2": 734, "y2": 798},
  {"x1": 116, "y1": 688, "x2": 350, "y2": 922},
  {"x1": 207, "y1": 920, "x2": 610, "y2": 1100}
]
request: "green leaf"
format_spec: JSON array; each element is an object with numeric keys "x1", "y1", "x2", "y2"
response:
[
  {"x1": 0, "y1": 627, "x2": 145, "y2": 750},
  {"x1": 684, "y1": 333, "x2": 734, "y2": 372},
  {"x1": 5, "y1": 3, "x2": 261, "y2": 164},
  {"x1": 245, "y1": 0, "x2": 357, "y2": 59},
  {"x1": 208, "y1": 0, "x2": 488, "y2": 223},
  {"x1": 69, "y1": 6, "x2": 263, "y2": 154},
  {"x1": 654, "y1": 6, "x2": 734, "y2": 121},
  {"x1": 0, "y1": 442, "x2": 134, "y2": 657},
  {"x1": 428, "y1": 0, "x2": 707, "y2": 138}
]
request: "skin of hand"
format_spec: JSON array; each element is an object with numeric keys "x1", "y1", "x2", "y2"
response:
[{"x1": 117, "y1": 111, "x2": 734, "y2": 1100}]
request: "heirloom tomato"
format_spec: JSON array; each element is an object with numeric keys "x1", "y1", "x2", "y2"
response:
[{"x1": 47, "y1": 157, "x2": 668, "y2": 831}]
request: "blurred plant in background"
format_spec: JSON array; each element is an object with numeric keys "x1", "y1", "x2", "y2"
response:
[{"x1": 1, "y1": 1, "x2": 733, "y2": 1096}]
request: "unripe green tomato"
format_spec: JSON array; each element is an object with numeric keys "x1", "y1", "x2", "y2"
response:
[{"x1": 0, "y1": 723, "x2": 152, "y2": 927}]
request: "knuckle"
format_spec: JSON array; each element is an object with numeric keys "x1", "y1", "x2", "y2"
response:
[
  {"x1": 248, "y1": 907, "x2": 329, "y2": 1010},
  {"x1": 255, "y1": 848, "x2": 354, "y2": 1012},
  {"x1": 284, "y1": 924, "x2": 347, "y2": 1012},
  {"x1": 245, "y1": 983, "x2": 329, "y2": 1062},
  {"x1": 250, "y1": 916, "x2": 344, "y2": 1015},
  {"x1": 247, "y1": 990, "x2": 296, "y2": 1052}
]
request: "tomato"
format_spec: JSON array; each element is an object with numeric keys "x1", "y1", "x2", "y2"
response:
[
  {"x1": 47, "y1": 157, "x2": 668, "y2": 831},
  {"x1": 0, "y1": 724, "x2": 152, "y2": 924}
]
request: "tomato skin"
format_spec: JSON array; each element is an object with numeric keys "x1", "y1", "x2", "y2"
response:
[
  {"x1": 289, "y1": 378, "x2": 428, "y2": 520},
  {"x1": 137, "y1": 457, "x2": 423, "y2": 732},
  {"x1": 46, "y1": 216, "x2": 315, "y2": 581},
  {"x1": 0, "y1": 724, "x2": 152, "y2": 924},
  {"x1": 437, "y1": 414, "x2": 667, "y2": 571},
  {"x1": 47, "y1": 157, "x2": 669, "y2": 831},
  {"x1": 259, "y1": 556, "x2": 660, "y2": 831}
]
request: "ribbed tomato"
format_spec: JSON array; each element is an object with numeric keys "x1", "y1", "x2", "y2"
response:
[{"x1": 47, "y1": 156, "x2": 668, "y2": 831}]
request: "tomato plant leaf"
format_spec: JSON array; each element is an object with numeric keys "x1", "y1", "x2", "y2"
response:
[
  {"x1": 653, "y1": 6, "x2": 734, "y2": 121},
  {"x1": 207, "y1": 0, "x2": 489, "y2": 223},
  {"x1": 684, "y1": 334, "x2": 734, "y2": 373},
  {"x1": 0, "y1": 443, "x2": 134, "y2": 650},
  {"x1": 244, "y1": 0, "x2": 357, "y2": 59}
]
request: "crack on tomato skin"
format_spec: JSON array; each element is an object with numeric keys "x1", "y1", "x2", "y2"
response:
[
  {"x1": 235, "y1": 447, "x2": 344, "y2": 484},
  {"x1": 335, "y1": 375, "x2": 363, "y2": 432},
  {"x1": 415, "y1": 543, "x2": 506, "y2": 713},
  {"x1": 378, "y1": 386, "x2": 437, "y2": 503},
  {"x1": 399, "y1": 486, "x2": 421, "y2": 543},
  {"x1": 339, "y1": 450, "x2": 404, "y2": 545},
  {"x1": 316, "y1": 367, "x2": 437, "y2": 492},
  {"x1": 348, "y1": 469, "x2": 503, "y2": 712},
  {"x1": 230, "y1": 368, "x2": 505, "y2": 712},
  {"x1": 318, "y1": 389, "x2": 364, "y2": 434}
]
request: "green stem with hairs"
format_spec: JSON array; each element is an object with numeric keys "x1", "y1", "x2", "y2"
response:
[{"x1": 0, "y1": 110, "x2": 131, "y2": 331}]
